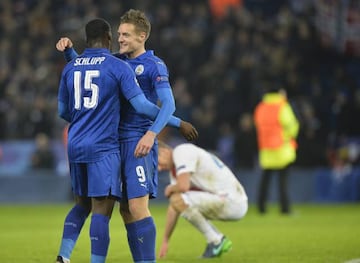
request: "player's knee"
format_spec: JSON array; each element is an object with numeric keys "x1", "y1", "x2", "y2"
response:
[
  {"x1": 128, "y1": 200, "x2": 151, "y2": 220},
  {"x1": 75, "y1": 196, "x2": 91, "y2": 214},
  {"x1": 119, "y1": 204, "x2": 130, "y2": 217},
  {"x1": 169, "y1": 193, "x2": 187, "y2": 213}
]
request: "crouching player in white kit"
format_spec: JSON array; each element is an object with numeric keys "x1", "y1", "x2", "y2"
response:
[{"x1": 157, "y1": 142, "x2": 248, "y2": 259}]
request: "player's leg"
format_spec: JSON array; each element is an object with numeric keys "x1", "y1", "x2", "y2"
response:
[
  {"x1": 170, "y1": 191, "x2": 224, "y2": 243},
  {"x1": 120, "y1": 196, "x2": 156, "y2": 263},
  {"x1": 57, "y1": 163, "x2": 91, "y2": 263},
  {"x1": 257, "y1": 169, "x2": 272, "y2": 214},
  {"x1": 88, "y1": 153, "x2": 121, "y2": 263},
  {"x1": 278, "y1": 167, "x2": 290, "y2": 214},
  {"x1": 120, "y1": 195, "x2": 151, "y2": 222},
  {"x1": 90, "y1": 196, "x2": 116, "y2": 263},
  {"x1": 171, "y1": 192, "x2": 231, "y2": 258},
  {"x1": 119, "y1": 141, "x2": 157, "y2": 263}
]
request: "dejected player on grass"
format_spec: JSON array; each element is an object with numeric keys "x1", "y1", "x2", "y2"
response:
[{"x1": 157, "y1": 142, "x2": 248, "y2": 259}]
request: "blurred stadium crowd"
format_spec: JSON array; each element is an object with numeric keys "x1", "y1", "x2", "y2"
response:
[{"x1": 0, "y1": 0, "x2": 359, "y2": 169}]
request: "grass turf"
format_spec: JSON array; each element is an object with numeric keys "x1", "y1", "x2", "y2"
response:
[{"x1": 0, "y1": 203, "x2": 359, "y2": 263}]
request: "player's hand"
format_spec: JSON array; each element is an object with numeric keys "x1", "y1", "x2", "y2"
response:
[
  {"x1": 158, "y1": 241, "x2": 169, "y2": 258},
  {"x1": 179, "y1": 121, "x2": 198, "y2": 141},
  {"x1": 164, "y1": 184, "x2": 173, "y2": 198},
  {"x1": 134, "y1": 131, "x2": 156, "y2": 158},
  {"x1": 56, "y1": 37, "x2": 73, "y2": 52}
]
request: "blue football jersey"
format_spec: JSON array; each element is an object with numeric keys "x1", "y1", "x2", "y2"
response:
[
  {"x1": 115, "y1": 50, "x2": 171, "y2": 141},
  {"x1": 58, "y1": 48, "x2": 142, "y2": 162}
]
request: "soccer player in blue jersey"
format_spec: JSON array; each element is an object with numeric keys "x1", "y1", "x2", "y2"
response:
[
  {"x1": 56, "y1": 17, "x2": 197, "y2": 263},
  {"x1": 56, "y1": 10, "x2": 197, "y2": 263}
]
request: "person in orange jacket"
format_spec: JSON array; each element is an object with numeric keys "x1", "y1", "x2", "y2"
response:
[{"x1": 254, "y1": 85, "x2": 299, "y2": 214}]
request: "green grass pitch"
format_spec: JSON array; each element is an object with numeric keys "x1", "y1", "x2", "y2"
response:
[{"x1": 0, "y1": 203, "x2": 359, "y2": 263}]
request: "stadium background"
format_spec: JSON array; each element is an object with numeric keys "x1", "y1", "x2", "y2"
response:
[{"x1": 0, "y1": 0, "x2": 359, "y2": 203}]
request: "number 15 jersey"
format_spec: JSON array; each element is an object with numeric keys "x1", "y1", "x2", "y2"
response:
[{"x1": 58, "y1": 48, "x2": 142, "y2": 163}]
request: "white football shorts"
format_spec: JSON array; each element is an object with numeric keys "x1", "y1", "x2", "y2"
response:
[{"x1": 181, "y1": 190, "x2": 248, "y2": 221}]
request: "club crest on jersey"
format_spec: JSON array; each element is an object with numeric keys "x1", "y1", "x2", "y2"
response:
[{"x1": 135, "y1": 65, "x2": 144, "y2": 75}]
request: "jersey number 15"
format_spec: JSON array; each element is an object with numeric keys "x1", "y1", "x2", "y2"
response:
[{"x1": 73, "y1": 70, "x2": 99, "y2": 110}]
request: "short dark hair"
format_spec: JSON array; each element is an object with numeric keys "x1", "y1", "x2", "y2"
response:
[
  {"x1": 120, "y1": 9, "x2": 151, "y2": 39},
  {"x1": 85, "y1": 18, "x2": 111, "y2": 44}
]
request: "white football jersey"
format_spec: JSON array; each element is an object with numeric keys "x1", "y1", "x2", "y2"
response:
[{"x1": 170, "y1": 143, "x2": 247, "y2": 201}]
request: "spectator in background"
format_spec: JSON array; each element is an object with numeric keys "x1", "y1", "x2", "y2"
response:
[
  {"x1": 30, "y1": 132, "x2": 56, "y2": 171},
  {"x1": 254, "y1": 85, "x2": 299, "y2": 214},
  {"x1": 234, "y1": 112, "x2": 257, "y2": 169},
  {"x1": 208, "y1": 0, "x2": 243, "y2": 20},
  {"x1": 216, "y1": 122, "x2": 236, "y2": 170},
  {"x1": 62, "y1": 124, "x2": 69, "y2": 151},
  {"x1": 55, "y1": 124, "x2": 70, "y2": 177},
  {"x1": 0, "y1": 145, "x2": 3, "y2": 162}
]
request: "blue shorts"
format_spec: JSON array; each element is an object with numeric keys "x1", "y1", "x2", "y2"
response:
[
  {"x1": 120, "y1": 140, "x2": 158, "y2": 200},
  {"x1": 69, "y1": 152, "x2": 121, "y2": 199}
]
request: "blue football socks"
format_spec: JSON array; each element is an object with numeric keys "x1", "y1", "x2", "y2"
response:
[
  {"x1": 59, "y1": 204, "x2": 89, "y2": 259},
  {"x1": 125, "y1": 217, "x2": 156, "y2": 263},
  {"x1": 90, "y1": 213, "x2": 110, "y2": 263}
]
